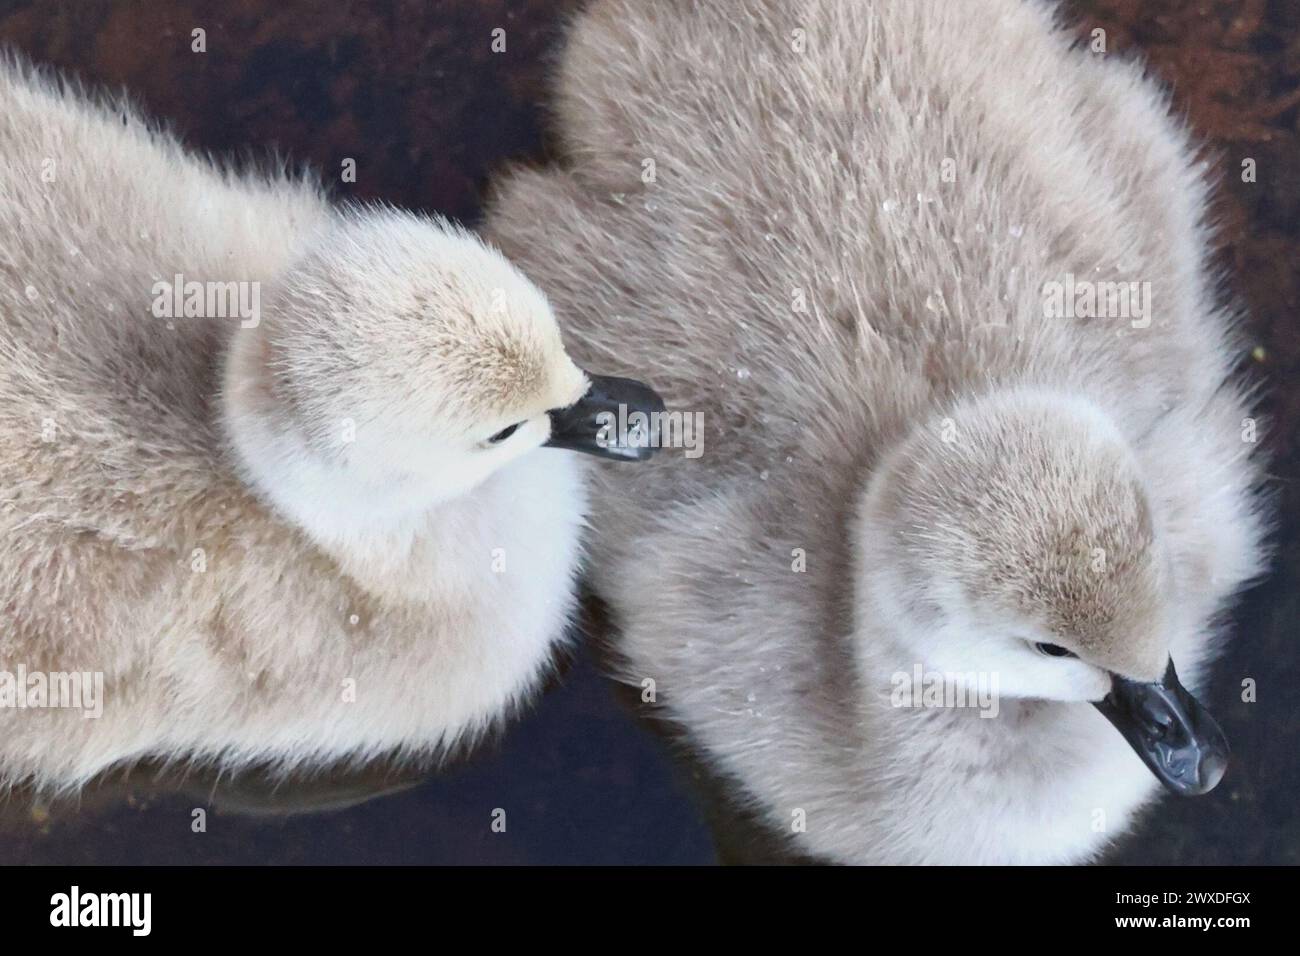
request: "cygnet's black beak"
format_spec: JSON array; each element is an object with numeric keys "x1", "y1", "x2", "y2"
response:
[
  {"x1": 1093, "y1": 659, "x2": 1229, "y2": 797},
  {"x1": 544, "y1": 372, "x2": 666, "y2": 462}
]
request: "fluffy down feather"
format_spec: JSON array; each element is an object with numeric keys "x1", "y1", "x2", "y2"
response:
[
  {"x1": 484, "y1": 0, "x2": 1269, "y2": 863},
  {"x1": 0, "y1": 54, "x2": 590, "y2": 790}
]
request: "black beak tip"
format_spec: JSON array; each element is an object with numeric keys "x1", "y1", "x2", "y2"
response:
[
  {"x1": 592, "y1": 435, "x2": 659, "y2": 463},
  {"x1": 610, "y1": 376, "x2": 666, "y2": 418},
  {"x1": 1160, "y1": 744, "x2": 1228, "y2": 797},
  {"x1": 1194, "y1": 748, "x2": 1229, "y2": 795},
  {"x1": 543, "y1": 371, "x2": 666, "y2": 462},
  {"x1": 1094, "y1": 660, "x2": 1231, "y2": 798},
  {"x1": 1148, "y1": 725, "x2": 1229, "y2": 797}
]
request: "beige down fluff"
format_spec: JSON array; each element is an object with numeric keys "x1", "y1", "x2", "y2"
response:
[{"x1": 0, "y1": 54, "x2": 596, "y2": 789}]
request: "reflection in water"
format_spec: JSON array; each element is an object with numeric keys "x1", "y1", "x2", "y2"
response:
[{"x1": 0, "y1": 758, "x2": 428, "y2": 836}]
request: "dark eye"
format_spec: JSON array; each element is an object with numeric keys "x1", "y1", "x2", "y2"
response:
[
  {"x1": 487, "y1": 423, "x2": 521, "y2": 444},
  {"x1": 1035, "y1": 642, "x2": 1076, "y2": 659}
]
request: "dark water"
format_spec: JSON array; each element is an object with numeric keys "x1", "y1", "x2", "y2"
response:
[
  {"x1": 0, "y1": 0, "x2": 1296, "y2": 864},
  {"x1": 0, "y1": 652, "x2": 717, "y2": 865}
]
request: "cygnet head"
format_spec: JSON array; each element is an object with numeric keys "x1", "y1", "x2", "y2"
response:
[
  {"x1": 224, "y1": 207, "x2": 662, "y2": 539},
  {"x1": 856, "y1": 387, "x2": 1228, "y2": 796}
]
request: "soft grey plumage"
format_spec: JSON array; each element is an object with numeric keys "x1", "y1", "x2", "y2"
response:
[{"x1": 485, "y1": 0, "x2": 1269, "y2": 863}]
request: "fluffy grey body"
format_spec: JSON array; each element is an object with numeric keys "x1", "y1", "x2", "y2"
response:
[{"x1": 485, "y1": 0, "x2": 1268, "y2": 863}]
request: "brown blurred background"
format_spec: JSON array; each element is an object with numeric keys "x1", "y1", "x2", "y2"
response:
[{"x1": 0, "y1": 0, "x2": 1295, "y2": 864}]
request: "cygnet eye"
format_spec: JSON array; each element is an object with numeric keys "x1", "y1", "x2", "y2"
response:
[
  {"x1": 1035, "y1": 642, "x2": 1076, "y2": 659},
  {"x1": 486, "y1": 423, "x2": 522, "y2": 445}
]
